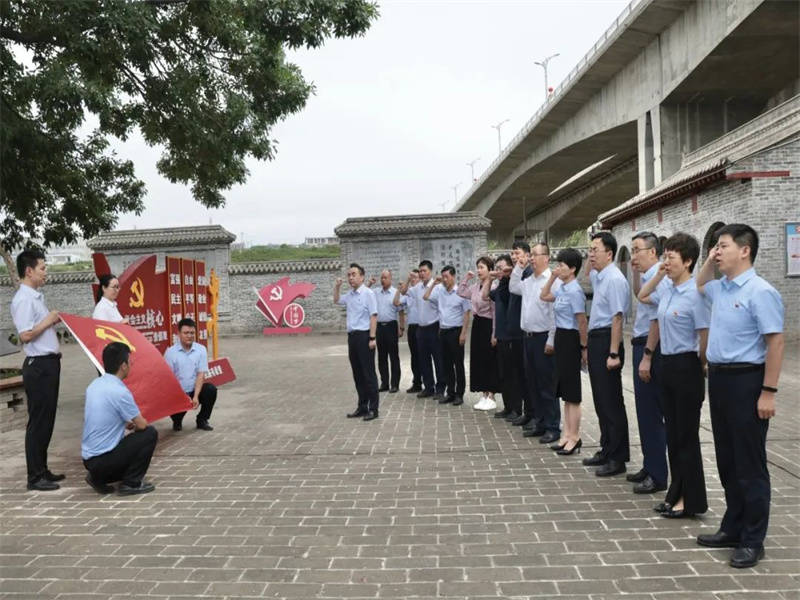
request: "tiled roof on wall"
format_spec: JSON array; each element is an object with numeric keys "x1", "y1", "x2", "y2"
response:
[
  {"x1": 229, "y1": 259, "x2": 342, "y2": 274},
  {"x1": 335, "y1": 212, "x2": 491, "y2": 237},
  {"x1": 88, "y1": 225, "x2": 236, "y2": 250}
]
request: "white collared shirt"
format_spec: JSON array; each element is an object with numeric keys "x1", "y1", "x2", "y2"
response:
[
  {"x1": 92, "y1": 297, "x2": 124, "y2": 323},
  {"x1": 10, "y1": 283, "x2": 60, "y2": 356},
  {"x1": 509, "y1": 266, "x2": 559, "y2": 346}
]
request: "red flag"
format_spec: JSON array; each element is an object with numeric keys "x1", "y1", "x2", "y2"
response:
[
  {"x1": 59, "y1": 313, "x2": 192, "y2": 422},
  {"x1": 256, "y1": 277, "x2": 316, "y2": 327}
]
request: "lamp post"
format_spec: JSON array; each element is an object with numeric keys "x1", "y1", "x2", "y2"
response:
[
  {"x1": 490, "y1": 119, "x2": 509, "y2": 155},
  {"x1": 451, "y1": 183, "x2": 462, "y2": 205},
  {"x1": 467, "y1": 158, "x2": 480, "y2": 183},
  {"x1": 438, "y1": 200, "x2": 450, "y2": 213},
  {"x1": 534, "y1": 53, "x2": 560, "y2": 101}
]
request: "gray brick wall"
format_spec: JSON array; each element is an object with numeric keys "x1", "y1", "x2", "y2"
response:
[{"x1": 610, "y1": 140, "x2": 800, "y2": 333}]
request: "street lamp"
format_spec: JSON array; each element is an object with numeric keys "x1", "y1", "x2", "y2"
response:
[
  {"x1": 466, "y1": 158, "x2": 480, "y2": 183},
  {"x1": 451, "y1": 183, "x2": 462, "y2": 204},
  {"x1": 438, "y1": 200, "x2": 450, "y2": 213},
  {"x1": 490, "y1": 120, "x2": 509, "y2": 155},
  {"x1": 534, "y1": 53, "x2": 560, "y2": 101}
]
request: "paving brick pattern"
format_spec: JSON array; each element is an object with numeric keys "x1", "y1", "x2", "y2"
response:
[{"x1": 1, "y1": 335, "x2": 798, "y2": 599}]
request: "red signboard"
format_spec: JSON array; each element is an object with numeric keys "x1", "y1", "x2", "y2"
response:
[
  {"x1": 181, "y1": 258, "x2": 196, "y2": 323},
  {"x1": 205, "y1": 357, "x2": 236, "y2": 387},
  {"x1": 166, "y1": 256, "x2": 184, "y2": 347},
  {"x1": 255, "y1": 277, "x2": 316, "y2": 336},
  {"x1": 194, "y1": 261, "x2": 209, "y2": 347},
  {"x1": 60, "y1": 313, "x2": 192, "y2": 422}
]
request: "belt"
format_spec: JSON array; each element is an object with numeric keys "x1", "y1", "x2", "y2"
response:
[
  {"x1": 347, "y1": 330, "x2": 369, "y2": 336},
  {"x1": 524, "y1": 331, "x2": 548, "y2": 337},
  {"x1": 439, "y1": 326, "x2": 460, "y2": 332},
  {"x1": 707, "y1": 362, "x2": 764, "y2": 374},
  {"x1": 631, "y1": 336, "x2": 648, "y2": 346},
  {"x1": 29, "y1": 353, "x2": 62, "y2": 360},
  {"x1": 377, "y1": 321, "x2": 397, "y2": 326},
  {"x1": 418, "y1": 322, "x2": 439, "y2": 329},
  {"x1": 588, "y1": 327, "x2": 612, "y2": 339}
]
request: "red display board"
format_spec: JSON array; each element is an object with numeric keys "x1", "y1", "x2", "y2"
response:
[
  {"x1": 166, "y1": 256, "x2": 184, "y2": 347},
  {"x1": 181, "y1": 258, "x2": 196, "y2": 323},
  {"x1": 194, "y1": 261, "x2": 208, "y2": 347},
  {"x1": 255, "y1": 277, "x2": 316, "y2": 336}
]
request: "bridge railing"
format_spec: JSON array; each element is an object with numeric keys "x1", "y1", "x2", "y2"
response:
[{"x1": 463, "y1": 0, "x2": 646, "y2": 200}]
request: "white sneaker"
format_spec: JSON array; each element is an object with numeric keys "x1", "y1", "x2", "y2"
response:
[
  {"x1": 473, "y1": 397, "x2": 488, "y2": 410},
  {"x1": 482, "y1": 397, "x2": 497, "y2": 411}
]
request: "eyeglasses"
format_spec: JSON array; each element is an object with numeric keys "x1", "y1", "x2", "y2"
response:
[
  {"x1": 109, "y1": 285, "x2": 121, "y2": 289},
  {"x1": 631, "y1": 247, "x2": 651, "y2": 255}
]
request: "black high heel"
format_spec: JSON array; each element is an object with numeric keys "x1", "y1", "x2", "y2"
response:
[
  {"x1": 549, "y1": 441, "x2": 567, "y2": 451},
  {"x1": 557, "y1": 439, "x2": 582, "y2": 456}
]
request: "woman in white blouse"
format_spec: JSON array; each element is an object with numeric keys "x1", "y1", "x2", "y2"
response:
[{"x1": 92, "y1": 274, "x2": 129, "y2": 324}]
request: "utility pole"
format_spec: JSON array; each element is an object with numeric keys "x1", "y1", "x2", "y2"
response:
[
  {"x1": 451, "y1": 183, "x2": 462, "y2": 205},
  {"x1": 534, "y1": 53, "x2": 560, "y2": 101},
  {"x1": 490, "y1": 120, "x2": 509, "y2": 155},
  {"x1": 467, "y1": 158, "x2": 480, "y2": 183},
  {"x1": 522, "y1": 197, "x2": 528, "y2": 240}
]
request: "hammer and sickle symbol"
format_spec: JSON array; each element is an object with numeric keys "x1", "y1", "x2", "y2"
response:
[
  {"x1": 95, "y1": 326, "x2": 136, "y2": 352},
  {"x1": 129, "y1": 277, "x2": 145, "y2": 308},
  {"x1": 269, "y1": 286, "x2": 283, "y2": 302}
]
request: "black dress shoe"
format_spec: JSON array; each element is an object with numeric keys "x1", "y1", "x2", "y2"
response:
[
  {"x1": 596, "y1": 460, "x2": 626, "y2": 477},
  {"x1": 730, "y1": 546, "x2": 764, "y2": 568},
  {"x1": 43, "y1": 470, "x2": 66, "y2": 482},
  {"x1": 452, "y1": 396, "x2": 464, "y2": 406},
  {"x1": 549, "y1": 442, "x2": 567, "y2": 451},
  {"x1": 406, "y1": 385, "x2": 422, "y2": 394},
  {"x1": 85, "y1": 473, "x2": 114, "y2": 495},
  {"x1": 582, "y1": 452, "x2": 607, "y2": 466},
  {"x1": 626, "y1": 468, "x2": 648, "y2": 483},
  {"x1": 633, "y1": 475, "x2": 668, "y2": 494},
  {"x1": 26, "y1": 478, "x2": 60, "y2": 491},
  {"x1": 173, "y1": 422, "x2": 183, "y2": 432},
  {"x1": 522, "y1": 427, "x2": 546, "y2": 437},
  {"x1": 347, "y1": 409, "x2": 368, "y2": 418},
  {"x1": 661, "y1": 507, "x2": 694, "y2": 519},
  {"x1": 389, "y1": 388, "x2": 399, "y2": 393},
  {"x1": 438, "y1": 394, "x2": 455, "y2": 404},
  {"x1": 378, "y1": 385, "x2": 389, "y2": 392},
  {"x1": 363, "y1": 411, "x2": 379, "y2": 421},
  {"x1": 697, "y1": 530, "x2": 741, "y2": 549},
  {"x1": 556, "y1": 439, "x2": 583, "y2": 456},
  {"x1": 510, "y1": 415, "x2": 532, "y2": 426},
  {"x1": 196, "y1": 420, "x2": 214, "y2": 431},
  {"x1": 417, "y1": 390, "x2": 434, "y2": 398},
  {"x1": 118, "y1": 481, "x2": 155, "y2": 496},
  {"x1": 493, "y1": 409, "x2": 512, "y2": 419},
  {"x1": 653, "y1": 502, "x2": 672, "y2": 514},
  {"x1": 539, "y1": 432, "x2": 560, "y2": 444}
]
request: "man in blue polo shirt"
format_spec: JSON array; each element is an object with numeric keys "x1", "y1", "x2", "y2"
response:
[
  {"x1": 165, "y1": 318, "x2": 217, "y2": 432},
  {"x1": 82, "y1": 342, "x2": 157, "y2": 496},
  {"x1": 696, "y1": 223, "x2": 785, "y2": 569}
]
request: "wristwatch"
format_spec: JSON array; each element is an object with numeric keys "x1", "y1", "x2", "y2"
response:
[
  {"x1": 609, "y1": 352, "x2": 619, "y2": 359},
  {"x1": 580, "y1": 344, "x2": 587, "y2": 350},
  {"x1": 644, "y1": 347, "x2": 653, "y2": 357},
  {"x1": 369, "y1": 336, "x2": 376, "y2": 341}
]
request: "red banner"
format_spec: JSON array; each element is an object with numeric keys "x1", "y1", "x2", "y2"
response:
[
  {"x1": 166, "y1": 256, "x2": 183, "y2": 347},
  {"x1": 205, "y1": 357, "x2": 236, "y2": 387},
  {"x1": 181, "y1": 258, "x2": 196, "y2": 323},
  {"x1": 194, "y1": 261, "x2": 208, "y2": 347},
  {"x1": 59, "y1": 313, "x2": 191, "y2": 422}
]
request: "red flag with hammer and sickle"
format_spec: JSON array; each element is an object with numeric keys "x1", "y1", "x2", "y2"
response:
[
  {"x1": 255, "y1": 277, "x2": 316, "y2": 327},
  {"x1": 59, "y1": 313, "x2": 191, "y2": 422}
]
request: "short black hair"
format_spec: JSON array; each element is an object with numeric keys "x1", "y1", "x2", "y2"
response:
[
  {"x1": 178, "y1": 317, "x2": 197, "y2": 331},
  {"x1": 717, "y1": 223, "x2": 759, "y2": 263},
  {"x1": 495, "y1": 253, "x2": 512, "y2": 268},
  {"x1": 591, "y1": 231, "x2": 618, "y2": 260},
  {"x1": 418, "y1": 260, "x2": 433, "y2": 270},
  {"x1": 512, "y1": 240, "x2": 530, "y2": 254},
  {"x1": 16, "y1": 249, "x2": 45, "y2": 279},
  {"x1": 412, "y1": 268, "x2": 420, "y2": 274},
  {"x1": 349, "y1": 263, "x2": 365, "y2": 276},
  {"x1": 441, "y1": 265, "x2": 456, "y2": 276},
  {"x1": 632, "y1": 231, "x2": 661, "y2": 255},
  {"x1": 96, "y1": 273, "x2": 118, "y2": 304},
  {"x1": 102, "y1": 341, "x2": 130, "y2": 374},
  {"x1": 556, "y1": 248, "x2": 583, "y2": 275},
  {"x1": 664, "y1": 232, "x2": 701, "y2": 272}
]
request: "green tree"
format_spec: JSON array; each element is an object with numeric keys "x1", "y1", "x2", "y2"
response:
[{"x1": 0, "y1": 0, "x2": 379, "y2": 252}]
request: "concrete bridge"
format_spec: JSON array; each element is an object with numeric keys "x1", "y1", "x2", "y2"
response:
[{"x1": 454, "y1": 0, "x2": 800, "y2": 244}]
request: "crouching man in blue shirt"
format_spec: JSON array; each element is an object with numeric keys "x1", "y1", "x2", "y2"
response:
[{"x1": 82, "y1": 342, "x2": 158, "y2": 496}]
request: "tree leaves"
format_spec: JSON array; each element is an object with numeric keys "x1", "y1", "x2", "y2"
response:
[{"x1": 0, "y1": 0, "x2": 379, "y2": 250}]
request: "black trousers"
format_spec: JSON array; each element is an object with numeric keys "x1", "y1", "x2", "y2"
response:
[
  {"x1": 709, "y1": 365, "x2": 770, "y2": 548},
  {"x1": 21, "y1": 355, "x2": 61, "y2": 483},
  {"x1": 348, "y1": 330, "x2": 379, "y2": 412},
  {"x1": 632, "y1": 339, "x2": 667, "y2": 486},
  {"x1": 661, "y1": 352, "x2": 707, "y2": 514},
  {"x1": 171, "y1": 383, "x2": 218, "y2": 425},
  {"x1": 439, "y1": 327, "x2": 466, "y2": 397},
  {"x1": 407, "y1": 324, "x2": 421, "y2": 388},
  {"x1": 417, "y1": 323, "x2": 445, "y2": 394},
  {"x1": 511, "y1": 338, "x2": 528, "y2": 415},
  {"x1": 496, "y1": 340, "x2": 522, "y2": 414},
  {"x1": 83, "y1": 426, "x2": 158, "y2": 487},
  {"x1": 587, "y1": 329, "x2": 629, "y2": 462},
  {"x1": 376, "y1": 320, "x2": 401, "y2": 388},
  {"x1": 523, "y1": 332, "x2": 560, "y2": 434}
]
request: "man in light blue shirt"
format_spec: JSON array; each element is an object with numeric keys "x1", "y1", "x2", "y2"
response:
[
  {"x1": 424, "y1": 266, "x2": 471, "y2": 405},
  {"x1": 695, "y1": 224, "x2": 785, "y2": 569},
  {"x1": 82, "y1": 342, "x2": 157, "y2": 496},
  {"x1": 374, "y1": 270, "x2": 404, "y2": 393},
  {"x1": 165, "y1": 318, "x2": 217, "y2": 432},
  {"x1": 394, "y1": 269, "x2": 422, "y2": 393},
  {"x1": 583, "y1": 232, "x2": 631, "y2": 478},
  {"x1": 335, "y1": 263, "x2": 380, "y2": 420}
]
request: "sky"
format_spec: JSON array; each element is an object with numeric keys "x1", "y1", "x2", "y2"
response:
[{"x1": 114, "y1": 0, "x2": 630, "y2": 246}]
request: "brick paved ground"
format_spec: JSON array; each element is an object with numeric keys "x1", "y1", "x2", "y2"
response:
[{"x1": 1, "y1": 334, "x2": 798, "y2": 599}]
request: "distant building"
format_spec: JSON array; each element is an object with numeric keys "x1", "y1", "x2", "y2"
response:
[
  {"x1": 12, "y1": 238, "x2": 92, "y2": 264},
  {"x1": 304, "y1": 237, "x2": 339, "y2": 247}
]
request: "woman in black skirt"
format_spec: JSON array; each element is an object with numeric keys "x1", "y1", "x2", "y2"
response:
[
  {"x1": 457, "y1": 256, "x2": 500, "y2": 411},
  {"x1": 541, "y1": 248, "x2": 588, "y2": 455}
]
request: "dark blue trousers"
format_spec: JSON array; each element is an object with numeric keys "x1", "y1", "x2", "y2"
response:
[
  {"x1": 522, "y1": 332, "x2": 560, "y2": 435},
  {"x1": 632, "y1": 341, "x2": 667, "y2": 486},
  {"x1": 587, "y1": 329, "x2": 629, "y2": 463},
  {"x1": 347, "y1": 330, "x2": 379, "y2": 412},
  {"x1": 417, "y1": 323, "x2": 445, "y2": 394},
  {"x1": 708, "y1": 366, "x2": 770, "y2": 548}
]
